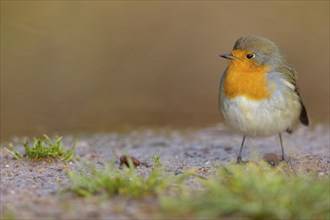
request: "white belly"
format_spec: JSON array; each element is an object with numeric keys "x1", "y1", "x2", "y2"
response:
[{"x1": 220, "y1": 96, "x2": 300, "y2": 136}]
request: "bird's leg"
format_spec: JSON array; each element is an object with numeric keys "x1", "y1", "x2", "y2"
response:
[
  {"x1": 237, "y1": 135, "x2": 246, "y2": 163},
  {"x1": 279, "y1": 133, "x2": 285, "y2": 161}
]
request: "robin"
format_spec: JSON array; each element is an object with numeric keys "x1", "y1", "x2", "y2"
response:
[{"x1": 219, "y1": 35, "x2": 309, "y2": 163}]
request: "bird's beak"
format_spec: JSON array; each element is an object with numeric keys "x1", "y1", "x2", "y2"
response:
[{"x1": 219, "y1": 53, "x2": 236, "y2": 60}]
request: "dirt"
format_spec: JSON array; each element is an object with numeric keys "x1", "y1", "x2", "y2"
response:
[{"x1": 1, "y1": 124, "x2": 329, "y2": 219}]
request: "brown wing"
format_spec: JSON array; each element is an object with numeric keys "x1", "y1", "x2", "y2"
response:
[{"x1": 279, "y1": 65, "x2": 309, "y2": 126}]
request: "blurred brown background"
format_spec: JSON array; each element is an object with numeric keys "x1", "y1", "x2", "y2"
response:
[{"x1": 1, "y1": 1, "x2": 329, "y2": 140}]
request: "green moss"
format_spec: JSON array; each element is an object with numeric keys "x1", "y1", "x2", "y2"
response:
[
  {"x1": 67, "y1": 154, "x2": 175, "y2": 197},
  {"x1": 67, "y1": 159, "x2": 329, "y2": 219},
  {"x1": 4, "y1": 143, "x2": 20, "y2": 160},
  {"x1": 5, "y1": 135, "x2": 75, "y2": 161},
  {"x1": 162, "y1": 161, "x2": 330, "y2": 219},
  {"x1": 23, "y1": 135, "x2": 75, "y2": 161}
]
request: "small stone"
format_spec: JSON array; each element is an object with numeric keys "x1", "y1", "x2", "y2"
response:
[
  {"x1": 119, "y1": 155, "x2": 141, "y2": 168},
  {"x1": 318, "y1": 172, "x2": 325, "y2": 176}
]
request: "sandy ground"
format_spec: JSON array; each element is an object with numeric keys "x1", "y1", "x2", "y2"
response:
[{"x1": 1, "y1": 124, "x2": 329, "y2": 219}]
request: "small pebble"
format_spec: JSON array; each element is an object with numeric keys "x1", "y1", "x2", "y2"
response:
[{"x1": 119, "y1": 155, "x2": 141, "y2": 167}]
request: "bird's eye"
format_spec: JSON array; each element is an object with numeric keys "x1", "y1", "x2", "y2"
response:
[{"x1": 246, "y1": 54, "x2": 255, "y2": 59}]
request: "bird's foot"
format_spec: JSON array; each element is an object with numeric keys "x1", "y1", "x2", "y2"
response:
[{"x1": 237, "y1": 156, "x2": 248, "y2": 164}]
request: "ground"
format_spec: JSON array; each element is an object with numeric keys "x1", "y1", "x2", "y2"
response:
[{"x1": 1, "y1": 124, "x2": 329, "y2": 219}]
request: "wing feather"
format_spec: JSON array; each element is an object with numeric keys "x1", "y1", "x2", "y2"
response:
[{"x1": 276, "y1": 65, "x2": 309, "y2": 126}]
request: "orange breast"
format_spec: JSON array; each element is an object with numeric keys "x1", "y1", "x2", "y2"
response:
[{"x1": 223, "y1": 53, "x2": 271, "y2": 100}]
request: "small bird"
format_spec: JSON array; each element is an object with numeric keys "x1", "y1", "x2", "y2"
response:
[{"x1": 219, "y1": 35, "x2": 309, "y2": 163}]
